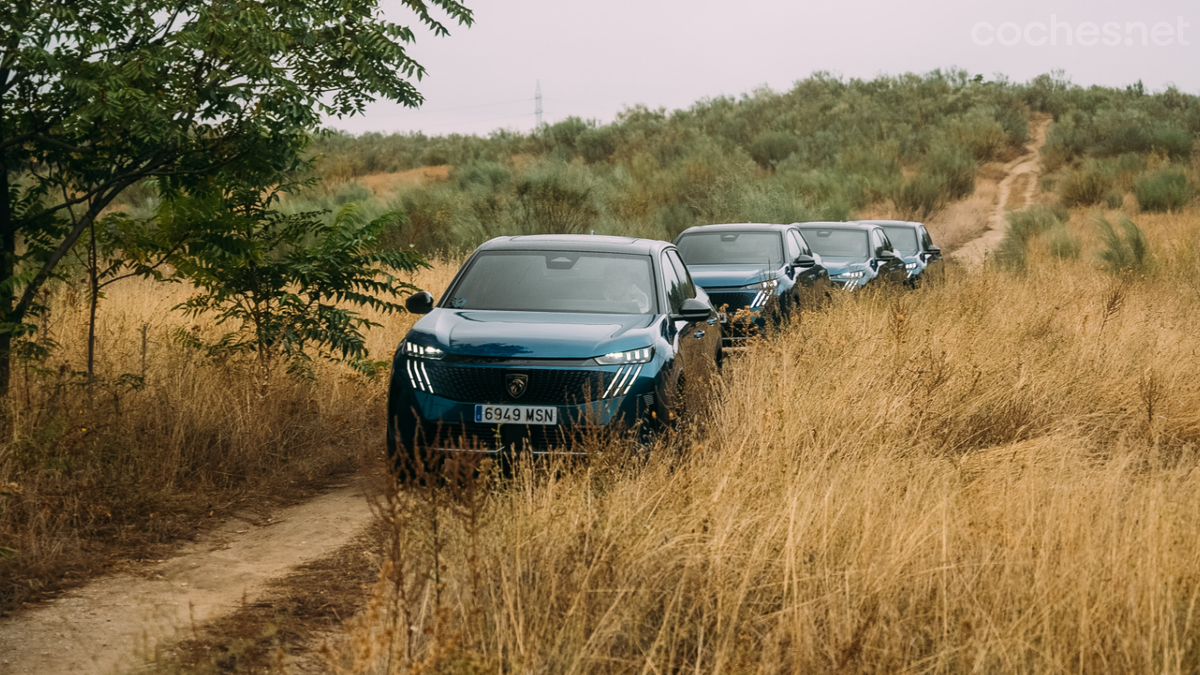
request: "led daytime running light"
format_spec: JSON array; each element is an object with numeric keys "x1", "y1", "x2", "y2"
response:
[
  {"x1": 401, "y1": 340, "x2": 445, "y2": 360},
  {"x1": 596, "y1": 347, "x2": 654, "y2": 366}
]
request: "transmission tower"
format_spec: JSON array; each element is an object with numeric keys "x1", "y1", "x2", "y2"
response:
[{"x1": 535, "y1": 81, "x2": 543, "y2": 129}]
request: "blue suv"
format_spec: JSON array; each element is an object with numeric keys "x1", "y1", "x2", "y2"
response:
[{"x1": 388, "y1": 235, "x2": 722, "y2": 471}]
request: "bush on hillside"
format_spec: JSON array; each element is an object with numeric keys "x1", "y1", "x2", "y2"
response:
[
  {"x1": 1058, "y1": 160, "x2": 1113, "y2": 207},
  {"x1": 1133, "y1": 169, "x2": 1193, "y2": 212},
  {"x1": 1095, "y1": 215, "x2": 1152, "y2": 274},
  {"x1": 513, "y1": 162, "x2": 599, "y2": 235},
  {"x1": 749, "y1": 131, "x2": 802, "y2": 169}
]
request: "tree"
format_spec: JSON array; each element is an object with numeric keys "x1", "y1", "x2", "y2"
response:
[
  {"x1": 0, "y1": 0, "x2": 472, "y2": 397},
  {"x1": 172, "y1": 201, "x2": 427, "y2": 388}
]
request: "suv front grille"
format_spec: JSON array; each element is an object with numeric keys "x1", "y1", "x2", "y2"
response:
[
  {"x1": 422, "y1": 364, "x2": 612, "y2": 405},
  {"x1": 707, "y1": 290, "x2": 759, "y2": 311}
]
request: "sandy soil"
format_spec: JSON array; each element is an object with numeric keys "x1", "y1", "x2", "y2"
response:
[
  {"x1": 950, "y1": 114, "x2": 1051, "y2": 264},
  {"x1": 0, "y1": 478, "x2": 377, "y2": 674}
]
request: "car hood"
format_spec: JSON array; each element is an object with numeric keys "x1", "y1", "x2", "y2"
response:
[
  {"x1": 688, "y1": 264, "x2": 780, "y2": 289},
  {"x1": 406, "y1": 309, "x2": 658, "y2": 359}
]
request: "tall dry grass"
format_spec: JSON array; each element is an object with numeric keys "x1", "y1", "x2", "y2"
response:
[
  {"x1": 332, "y1": 210, "x2": 1200, "y2": 673},
  {"x1": 0, "y1": 262, "x2": 461, "y2": 610}
]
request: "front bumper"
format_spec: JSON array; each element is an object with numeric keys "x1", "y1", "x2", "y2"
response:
[{"x1": 388, "y1": 358, "x2": 660, "y2": 455}]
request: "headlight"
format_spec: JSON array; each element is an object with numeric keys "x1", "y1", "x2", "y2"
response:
[
  {"x1": 905, "y1": 262, "x2": 917, "y2": 271},
  {"x1": 740, "y1": 278, "x2": 779, "y2": 291},
  {"x1": 399, "y1": 340, "x2": 445, "y2": 360},
  {"x1": 833, "y1": 271, "x2": 864, "y2": 280},
  {"x1": 596, "y1": 347, "x2": 654, "y2": 365}
]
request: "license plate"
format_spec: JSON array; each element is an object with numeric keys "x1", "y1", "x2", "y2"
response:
[
  {"x1": 474, "y1": 404, "x2": 558, "y2": 425},
  {"x1": 718, "y1": 312, "x2": 728, "y2": 324}
]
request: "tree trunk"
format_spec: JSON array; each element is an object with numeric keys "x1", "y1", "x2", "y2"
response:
[
  {"x1": 0, "y1": 88, "x2": 14, "y2": 402},
  {"x1": 87, "y1": 220, "x2": 98, "y2": 380}
]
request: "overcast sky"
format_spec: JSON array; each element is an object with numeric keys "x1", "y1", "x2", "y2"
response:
[{"x1": 327, "y1": 0, "x2": 1197, "y2": 137}]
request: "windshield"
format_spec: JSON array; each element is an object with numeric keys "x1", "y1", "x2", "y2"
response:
[
  {"x1": 445, "y1": 251, "x2": 658, "y2": 314},
  {"x1": 797, "y1": 229, "x2": 869, "y2": 258},
  {"x1": 881, "y1": 226, "x2": 919, "y2": 253},
  {"x1": 675, "y1": 232, "x2": 785, "y2": 266}
]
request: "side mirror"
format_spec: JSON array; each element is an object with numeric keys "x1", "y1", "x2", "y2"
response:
[
  {"x1": 877, "y1": 249, "x2": 897, "y2": 260},
  {"x1": 793, "y1": 254, "x2": 816, "y2": 268},
  {"x1": 404, "y1": 291, "x2": 435, "y2": 315},
  {"x1": 672, "y1": 297, "x2": 712, "y2": 322},
  {"x1": 926, "y1": 245, "x2": 941, "y2": 255}
]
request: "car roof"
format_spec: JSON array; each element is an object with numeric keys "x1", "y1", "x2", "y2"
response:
[
  {"x1": 474, "y1": 234, "x2": 668, "y2": 256},
  {"x1": 858, "y1": 219, "x2": 924, "y2": 228},
  {"x1": 675, "y1": 223, "x2": 797, "y2": 236},
  {"x1": 793, "y1": 221, "x2": 876, "y2": 231}
]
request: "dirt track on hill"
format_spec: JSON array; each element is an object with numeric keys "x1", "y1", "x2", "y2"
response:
[
  {"x1": 0, "y1": 477, "x2": 378, "y2": 674},
  {"x1": 950, "y1": 114, "x2": 1051, "y2": 264}
]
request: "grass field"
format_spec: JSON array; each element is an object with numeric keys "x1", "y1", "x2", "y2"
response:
[{"x1": 329, "y1": 207, "x2": 1200, "y2": 674}]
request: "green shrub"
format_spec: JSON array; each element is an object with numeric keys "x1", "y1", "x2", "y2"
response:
[
  {"x1": 1058, "y1": 160, "x2": 1113, "y2": 207},
  {"x1": 948, "y1": 107, "x2": 1009, "y2": 161},
  {"x1": 1045, "y1": 224, "x2": 1081, "y2": 259},
  {"x1": 1094, "y1": 121, "x2": 1193, "y2": 161},
  {"x1": 923, "y1": 142, "x2": 975, "y2": 201},
  {"x1": 892, "y1": 173, "x2": 944, "y2": 220},
  {"x1": 892, "y1": 143, "x2": 975, "y2": 219},
  {"x1": 1104, "y1": 190, "x2": 1124, "y2": 209},
  {"x1": 388, "y1": 185, "x2": 476, "y2": 254},
  {"x1": 577, "y1": 128, "x2": 617, "y2": 163},
  {"x1": 749, "y1": 131, "x2": 802, "y2": 169},
  {"x1": 1006, "y1": 204, "x2": 1063, "y2": 242},
  {"x1": 1095, "y1": 216, "x2": 1152, "y2": 274},
  {"x1": 1133, "y1": 169, "x2": 1193, "y2": 212},
  {"x1": 995, "y1": 205, "x2": 1066, "y2": 270},
  {"x1": 513, "y1": 162, "x2": 599, "y2": 235},
  {"x1": 454, "y1": 161, "x2": 510, "y2": 190}
]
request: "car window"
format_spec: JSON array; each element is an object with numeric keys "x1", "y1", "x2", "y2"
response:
[
  {"x1": 880, "y1": 226, "x2": 919, "y2": 253},
  {"x1": 797, "y1": 229, "x2": 869, "y2": 258},
  {"x1": 870, "y1": 230, "x2": 892, "y2": 257},
  {"x1": 665, "y1": 250, "x2": 697, "y2": 301},
  {"x1": 879, "y1": 231, "x2": 895, "y2": 253},
  {"x1": 675, "y1": 232, "x2": 785, "y2": 266},
  {"x1": 784, "y1": 231, "x2": 801, "y2": 261},
  {"x1": 788, "y1": 230, "x2": 812, "y2": 257},
  {"x1": 660, "y1": 253, "x2": 687, "y2": 313},
  {"x1": 920, "y1": 227, "x2": 934, "y2": 250}
]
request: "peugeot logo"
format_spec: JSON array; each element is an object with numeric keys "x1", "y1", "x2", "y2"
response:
[{"x1": 506, "y1": 373, "x2": 529, "y2": 399}]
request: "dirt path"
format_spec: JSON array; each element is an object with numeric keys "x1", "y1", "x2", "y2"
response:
[
  {"x1": 0, "y1": 478, "x2": 377, "y2": 674},
  {"x1": 950, "y1": 114, "x2": 1051, "y2": 264}
]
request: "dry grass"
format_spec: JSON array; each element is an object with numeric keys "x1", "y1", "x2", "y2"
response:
[
  {"x1": 356, "y1": 166, "x2": 451, "y2": 197},
  {"x1": 0, "y1": 262, "x2": 458, "y2": 611},
  {"x1": 330, "y1": 209, "x2": 1200, "y2": 673}
]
